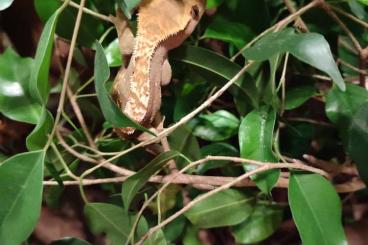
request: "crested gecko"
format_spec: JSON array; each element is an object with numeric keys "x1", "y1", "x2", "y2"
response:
[{"x1": 111, "y1": 0, "x2": 206, "y2": 138}]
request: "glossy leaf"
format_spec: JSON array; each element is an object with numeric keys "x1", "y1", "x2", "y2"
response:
[
  {"x1": 348, "y1": 1, "x2": 368, "y2": 20},
  {"x1": 171, "y1": 45, "x2": 258, "y2": 107},
  {"x1": 122, "y1": 151, "x2": 181, "y2": 211},
  {"x1": 284, "y1": 85, "x2": 315, "y2": 110},
  {"x1": 326, "y1": 84, "x2": 368, "y2": 143},
  {"x1": 104, "y1": 38, "x2": 123, "y2": 67},
  {"x1": 192, "y1": 110, "x2": 240, "y2": 141},
  {"x1": 94, "y1": 41, "x2": 150, "y2": 133},
  {"x1": 203, "y1": 15, "x2": 254, "y2": 49},
  {"x1": 0, "y1": 150, "x2": 45, "y2": 245},
  {"x1": 148, "y1": 185, "x2": 180, "y2": 215},
  {"x1": 0, "y1": 49, "x2": 42, "y2": 124},
  {"x1": 184, "y1": 189, "x2": 254, "y2": 228},
  {"x1": 244, "y1": 28, "x2": 346, "y2": 91},
  {"x1": 221, "y1": 0, "x2": 270, "y2": 33},
  {"x1": 50, "y1": 237, "x2": 91, "y2": 245},
  {"x1": 169, "y1": 126, "x2": 201, "y2": 169},
  {"x1": 289, "y1": 173, "x2": 346, "y2": 245},
  {"x1": 198, "y1": 143, "x2": 238, "y2": 174},
  {"x1": 206, "y1": 0, "x2": 223, "y2": 9},
  {"x1": 30, "y1": 4, "x2": 66, "y2": 104},
  {"x1": 347, "y1": 102, "x2": 368, "y2": 183},
  {"x1": 358, "y1": 0, "x2": 368, "y2": 6},
  {"x1": 26, "y1": 108, "x2": 54, "y2": 151},
  {"x1": 34, "y1": 0, "x2": 104, "y2": 47},
  {"x1": 231, "y1": 203, "x2": 283, "y2": 244},
  {"x1": 117, "y1": 0, "x2": 142, "y2": 19},
  {"x1": 239, "y1": 106, "x2": 280, "y2": 193},
  {"x1": 0, "y1": 0, "x2": 13, "y2": 11},
  {"x1": 183, "y1": 226, "x2": 201, "y2": 245},
  {"x1": 139, "y1": 217, "x2": 167, "y2": 245},
  {"x1": 84, "y1": 203, "x2": 135, "y2": 245},
  {"x1": 173, "y1": 77, "x2": 208, "y2": 122}
]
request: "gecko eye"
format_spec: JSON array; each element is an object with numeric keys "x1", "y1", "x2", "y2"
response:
[{"x1": 191, "y1": 5, "x2": 200, "y2": 19}]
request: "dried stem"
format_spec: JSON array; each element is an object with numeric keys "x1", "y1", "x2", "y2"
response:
[
  {"x1": 137, "y1": 162, "x2": 329, "y2": 244},
  {"x1": 59, "y1": 0, "x2": 111, "y2": 22},
  {"x1": 45, "y1": 0, "x2": 87, "y2": 150},
  {"x1": 230, "y1": 0, "x2": 320, "y2": 61},
  {"x1": 283, "y1": 0, "x2": 309, "y2": 32}
]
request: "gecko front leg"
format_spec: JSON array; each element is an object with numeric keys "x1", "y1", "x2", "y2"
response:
[{"x1": 161, "y1": 58, "x2": 172, "y2": 86}]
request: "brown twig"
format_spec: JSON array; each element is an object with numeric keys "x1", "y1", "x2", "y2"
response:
[
  {"x1": 283, "y1": 0, "x2": 309, "y2": 32},
  {"x1": 56, "y1": 130, "x2": 133, "y2": 176},
  {"x1": 137, "y1": 162, "x2": 329, "y2": 244},
  {"x1": 59, "y1": 0, "x2": 111, "y2": 22},
  {"x1": 44, "y1": 0, "x2": 87, "y2": 150},
  {"x1": 319, "y1": 0, "x2": 367, "y2": 86},
  {"x1": 230, "y1": 0, "x2": 320, "y2": 61}
]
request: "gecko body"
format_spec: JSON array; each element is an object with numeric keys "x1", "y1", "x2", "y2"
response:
[{"x1": 112, "y1": 0, "x2": 206, "y2": 137}]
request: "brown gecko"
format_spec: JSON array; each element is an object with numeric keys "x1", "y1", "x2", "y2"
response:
[{"x1": 111, "y1": 0, "x2": 206, "y2": 138}]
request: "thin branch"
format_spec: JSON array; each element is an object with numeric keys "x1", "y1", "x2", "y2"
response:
[
  {"x1": 283, "y1": 0, "x2": 309, "y2": 32},
  {"x1": 338, "y1": 58, "x2": 367, "y2": 75},
  {"x1": 231, "y1": 0, "x2": 320, "y2": 61},
  {"x1": 66, "y1": 86, "x2": 96, "y2": 148},
  {"x1": 137, "y1": 162, "x2": 329, "y2": 244},
  {"x1": 59, "y1": 0, "x2": 111, "y2": 22},
  {"x1": 45, "y1": 0, "x2": 87, "y2": 150},
  {"x1": 56, "y1": 129, "x2": 134, "y2": 176},
  {"x1": 80, "y1": 62, "x2": 254, "y2": 178},
  {"x1": 321, "y1": 2, "x2": 362, "y2": 52},
  {"x1": 331, "y1": 5, "x2": 368, "y2": 29}
]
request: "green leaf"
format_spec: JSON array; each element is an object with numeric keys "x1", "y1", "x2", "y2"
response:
[
  {"x1": 84, "y1": 203, "x2": 135, "y2": 245},
  {"x1": 0, "y1": 150, "x2": 45, "y2": 245},
  {"x1": 26, "y1": 108, "x2": 54, "y2": 151},
  {"x1": 289, "y1": 173, "x2": 346, "y2": 245},
  {"x1": 358, "y1": 0, "x2": 368, "y2": 6},
  {"x1": 50, "y1": 237, "x2": 91, "y2": 245},
  {"x1": 347, "y1": 102, "x2": 368, "y2": 184},
  {"x1": 117, "y1": 0, "x2": 142, "y2": 19},
  {"x1": 34, "y1": 0, "x2": 104, "y2": 48},
  {"x1": 0, "y1": 0, "x2": 14, "y2": 11},
  {"x1": 148, "y1": 185, "x2": 180, "y2": 216},
  {"x1": 183, "y1": 226, "x2": 201, "y2": 245},
  {"x1": 0, "y1": 48, "x2": 42, "y2": 124},
  {"x1": 184, "y1": 189, "x2": 254, "y2": 228},
  {"x1": 192, "y1": 110, "x2": 240, "y2": 142},
  {"x1": 94, "y1": 41, "x2": 150, "y2": 133},
  {"x1": 171, "y1": 45, "x2": 258, "y2": 108},
  {"x1": 206, "y1": 0, "x2": 223, "y2": 9},
  {"x1": 203, "y1": 15, "x2": 254, "y2": 49},
  {"x1": 239, "y1": 106, "x2": 280, "y2": 193},
  {"x1": 122, "y1": 151, "x2": 181, "y2": 211},
  {"x1": 284, "y1": 85, "x2": 316, "y2": 110},
  {"x1": 244, "y1": 28, "x2": 346, "y2": 91},
  {"x1": 173, "y1": 77, "x2": 208, "y2": 122},
  {"x1": 348, "y1": 1, "x2": 368, "y2": 20},
  {"x1": 85, "y1": 203, "x2": 159, "y2": 245},
  {"x1": 30, "y1": 4, "x2": 66, "y2": 104},
  {"x1": 231, "y1": 203, "x2": 283, "y2": 243},
  {"x1": 221, "y1": 0, "x2": 270, "y2": 34},
  {"x1": 326, "y1": 84, "x2": 368, "y2": 143},
  {"x1": 104, "y1": 38, "x2": 123, "y2": 67},
  {"x1": 139, "y1": 217, "x2": 167, "y2": 245},
  {"x1": 198, "y1": 143, "x2": 238, "y2": 174},
  {"x1": 169, "y1": 126, "x2": 201, "y2": 169}
]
